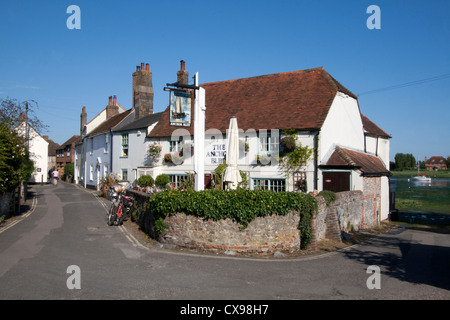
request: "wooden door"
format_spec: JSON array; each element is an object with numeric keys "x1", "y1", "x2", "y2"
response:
[{"x1": 322, "y1": 172, "x2": 350, "y2": 192}]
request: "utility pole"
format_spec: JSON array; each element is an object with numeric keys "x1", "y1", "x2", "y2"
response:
[{"x1": 25, "y1": 101, "x2": 29, "y2": 150}]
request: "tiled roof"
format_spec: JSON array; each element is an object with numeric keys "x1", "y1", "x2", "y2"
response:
[
  {"x1": 86, "y1": 110, "x2": 132, "y2": 137},
  {"x1": 57, "y1": 135, "x2": 81, "y2": 150},
  {"x1": 324, "y1": 146, "x2": 390, "y2": 176},
  {"x1": 112, "y1": 111, "x2": 162, "y2": 132},
  {"x1": 425, "y1": 156, "x2": 446, "y2": 164},
  {"x1": 149, "y1": 67, "x2": 359, "y2": 137},
  {"x1": 361, "y1": 114, "x2": 391, "y2": 138}
]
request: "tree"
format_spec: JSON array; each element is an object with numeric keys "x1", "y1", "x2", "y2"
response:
[
  {"x1": 0, "y1": 98, "x2": 48, "y2": 134},
  {"x1": 0, "y1": 123, "x2": 34, "y2": 193},
  {"x1": 394, "y1": 153, "x2": 416, "y2": 170}
]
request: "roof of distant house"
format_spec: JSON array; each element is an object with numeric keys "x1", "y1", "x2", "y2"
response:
[
  {"x1": 56, "y1": 135, "x2": 81, "y2": 149},
  {"x1": 425, "y1": 156, "x2": 447, "y2": 164},
  {"x1": 148, "y1": 67, "x2": 388, "y2": 138}
]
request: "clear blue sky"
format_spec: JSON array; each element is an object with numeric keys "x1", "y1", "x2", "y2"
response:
[{"x1": 1, "y1": 0, "x2": 449, "y2": 162}]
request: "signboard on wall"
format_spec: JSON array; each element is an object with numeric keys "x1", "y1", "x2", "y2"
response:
[{"x1": 169, "y1": 90, "x2": 191, "y2": 127}]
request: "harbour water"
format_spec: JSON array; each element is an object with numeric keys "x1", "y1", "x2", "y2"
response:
[{"x1": 390, "y1": 177, "x2": 450, "y2": 224}]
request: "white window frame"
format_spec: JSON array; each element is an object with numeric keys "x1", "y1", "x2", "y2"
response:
[
  {"x1": 252, "y1": 178, "x2": 286, "y2": 192},
  {"x1": 121, "y1": 133, "x2": 129, "y2": 157}
]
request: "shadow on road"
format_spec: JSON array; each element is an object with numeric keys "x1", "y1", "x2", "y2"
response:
[{"x1": 342, "y1": 231, "x2": 450, "y2": 291}]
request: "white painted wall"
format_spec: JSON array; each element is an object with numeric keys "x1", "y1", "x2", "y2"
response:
[
  {"x1": 112, "y1": 130, "x2": 150, "y2": 185},
  {"x1": 319, "y1": 93, "x2": 365, "y2": 164},
  {"x1": 15, "y1": 123, "x2": 49, "y2": 183}
]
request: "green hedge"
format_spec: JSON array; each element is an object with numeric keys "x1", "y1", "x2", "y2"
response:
[{"x1": 148, "y1": 189, "x2": 317, "y2": 249}]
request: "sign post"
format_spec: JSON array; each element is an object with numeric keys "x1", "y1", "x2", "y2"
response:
[
  {"x1": 165, "y1": 72, "x2": 205, "y2": 191},
  {"x1": 193, "y1": 72, "x2": 206, "y2": 191}
]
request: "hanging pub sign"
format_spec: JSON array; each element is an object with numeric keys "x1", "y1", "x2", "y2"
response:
[{"x1": 169, "y1": 90, "x2": 191, "y2": 127}]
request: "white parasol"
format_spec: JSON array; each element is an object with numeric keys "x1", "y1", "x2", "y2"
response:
[{"x1": 223, "y1": 116, "x2": 242, "y2": 190}]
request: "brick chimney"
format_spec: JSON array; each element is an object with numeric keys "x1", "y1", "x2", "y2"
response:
[
  {"x1": 177, "y1": 60, "x2": 189, "y2": 85},
  {"x1": 132, "y1": 62, "x2": 154, "y2": 119},
  {"x1": 80, "y1": 106, "x2": 87, "y2": 136},
  {"x1": 106, "y1": 95, "x2": 119, "y2": 120}
]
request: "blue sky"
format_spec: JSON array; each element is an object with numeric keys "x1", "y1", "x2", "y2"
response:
[{"x1": 0, "y1": 0, "x2": 449, "y2": 162}]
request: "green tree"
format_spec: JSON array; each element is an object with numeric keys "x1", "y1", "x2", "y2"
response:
[
  {"x1": 0, "y1": 123, "x2": 34, "y2": 193},
  {"x1": 394, "y1": 153, "x2": 416, "y2": 170}
]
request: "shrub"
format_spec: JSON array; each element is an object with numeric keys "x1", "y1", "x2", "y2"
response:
[
  {"x1": 148, "y1": 189, "x2": 317, "y2": 249},
  {"x1": 317, "y1": 190, "x2": 336, "y2": 206},
  {"x1": 137, "y1": 175, "x2": 154, "y2": 188},
  {"x1": 155, "y1": 174, "x2": 170, "y2": 188}
]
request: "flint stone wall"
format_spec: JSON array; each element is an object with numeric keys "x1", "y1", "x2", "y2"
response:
[{"x1": 161, "y1": 212, "x2": 301, "y2": 253}]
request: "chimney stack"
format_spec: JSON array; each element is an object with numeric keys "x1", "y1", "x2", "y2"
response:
[
  {"x1": 132, "y1": 62, "x2": 154, "y2": 119},
  {"x1": 177, "y1": 60, "x2": 189, "y2": 85},
  {"x1": 106, "y1": 95, "x2": 119, "y2": 119},
  {"x1": 80, "y1": 106, "x2": 87, "y2": 136}
]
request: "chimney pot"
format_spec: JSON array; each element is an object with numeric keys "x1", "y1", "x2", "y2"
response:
[
  {"x1": 82, "y1": 106, "x2": 86, "y2": 113},
  {"x1": 141, "y1": 62, "x2": 145, "y2": 70},
  {"x1": 136, "y1": 65, "x2": 140, "y2": 72},
  {"x1": 146, "y1": 63, "x2": 149, "y2": 71},
  {"x1": 180, "y1": 60, "x2": 185, "y2": 71},
  {"x1": 113, "y1": 95, "x2": 117, "y2": 105},
  {"x1": 108, "y1": 96, "x2": 112, "y2": 105}
]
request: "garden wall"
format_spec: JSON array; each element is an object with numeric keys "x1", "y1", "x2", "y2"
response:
[
  {"x1": 128, "y1": 189, "x2": 382, "y2": 254},
  {"x1": 313, "y1": 189, "x2": 382, "y2": 244},
  {"x1": 161, "y1": 212, "x2": 300, "y2": 253}
]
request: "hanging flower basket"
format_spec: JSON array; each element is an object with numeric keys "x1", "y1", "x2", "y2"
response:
[
  {"x1": 148, "y1": 144, "x2": 162, "y2": 158},
  {"x1": 280, "y1": 136, "x2": 296, "y2": 153},
  {"x1": 164, "y1": 152, "x2": 184, "y2": 165}
]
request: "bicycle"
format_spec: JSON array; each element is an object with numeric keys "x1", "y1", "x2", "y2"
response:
[{"x1": 107, "y1": 185, "x2": 134, "y2": 226}]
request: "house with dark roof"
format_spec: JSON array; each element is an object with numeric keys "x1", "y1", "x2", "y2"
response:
[
  {"x1": 424, "y1": 156, "x2": 448, "y2": 171},
  {"x1": 146, "y1": 62, "x2": 392, "y2": 220},
  {"x1": 55, "y1": 134, "x2": 81, "y2": 177}
]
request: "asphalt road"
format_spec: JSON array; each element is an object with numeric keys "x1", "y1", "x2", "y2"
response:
[{"x1": 0, "y1": 182, "x2": 449, "y2": 301}]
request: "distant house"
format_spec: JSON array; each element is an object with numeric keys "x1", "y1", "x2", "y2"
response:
[
  {"x1": 43, "y1": 135, "x2": 60, "y2": 172},
  {"x1": 424, "y1": 156, "x2": 448, "y2": 171},
  {"x1": 14, "y1": 115, "x2": 49, "y2": 183},
  {"x1": 56, "y1": 135, "x2": 81, "y2": 177}
]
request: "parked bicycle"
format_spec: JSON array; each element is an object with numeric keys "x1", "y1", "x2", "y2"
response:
[{"x1": 107, "y1": 184, "x2": 134, "y2": 226}]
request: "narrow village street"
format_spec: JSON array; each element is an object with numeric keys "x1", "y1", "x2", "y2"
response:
[{"x1": 0, "y1": 182, "x2": 449, "y2": 301}]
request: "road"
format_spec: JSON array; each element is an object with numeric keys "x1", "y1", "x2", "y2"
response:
[{"x1": 0, "y1": 182, "x2": 449, "y2": 301}]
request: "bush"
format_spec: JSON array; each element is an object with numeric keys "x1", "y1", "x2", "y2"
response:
[
  {"x1": 155, "y1": 174, "x2": 170, "y2": 188},
  {"x1": 148, "y1": 189, "x2": 317, "y2": 249},
  {"x1": 137, "y1": 175, "x2": 154, "y2": 188},
  {"x1": 317, "y1": 190, "x2": 336, "y2": 206}
]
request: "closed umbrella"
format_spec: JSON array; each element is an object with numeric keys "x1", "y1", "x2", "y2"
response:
[{"x1": 223, "y1": 116, "x2": 242, "y2": 190}]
